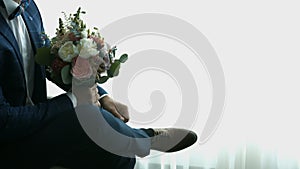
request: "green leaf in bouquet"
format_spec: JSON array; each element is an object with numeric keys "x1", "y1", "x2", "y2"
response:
[
  {"x1": 97, "y1": 76, "x2": 109, "y2": 84},
  {"x1": 35, "y1": 47, "x2": 54, "y2": 66},
  {"x1": 61, "y1": 65, "x2": 72, "y2": 85},
  {"x1": 118, "y1": 54, "x2": 128, "y2": 63},
  {"x1": 107, "y1": 60, "x2": 121, "y2": 77}
]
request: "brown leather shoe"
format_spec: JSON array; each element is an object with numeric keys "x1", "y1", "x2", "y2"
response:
[{"x1": 150, "y1": 128, "x2": 197, "y2": 152}]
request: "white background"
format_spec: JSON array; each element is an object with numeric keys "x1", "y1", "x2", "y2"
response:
[{"x1": 36, "y1": 0, "x2": 300, "y2": 166}]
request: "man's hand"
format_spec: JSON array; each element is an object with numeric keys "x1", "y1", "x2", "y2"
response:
[
  {"x1": 72, "y1": 84, "x2": 101, "y2": 107},
  {"x1": 100, "y1": 96, "x2": 130, "y2": 123}
]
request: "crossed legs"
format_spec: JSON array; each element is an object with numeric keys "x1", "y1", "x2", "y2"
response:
[{"x1": 0, "y1": 106, "x2": 151, "y2": 169}]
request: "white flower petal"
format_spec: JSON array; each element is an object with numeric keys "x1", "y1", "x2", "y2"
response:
[{"x1": 58, "y1": 41, "x2": 79, "y2": 62}]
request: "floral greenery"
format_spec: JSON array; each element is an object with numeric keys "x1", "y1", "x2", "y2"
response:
[{"x1": 35, "y1": 7, "x2": 128, "y2": 91}]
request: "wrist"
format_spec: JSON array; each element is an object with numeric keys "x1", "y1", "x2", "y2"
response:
[{"x1": 99, "y1": 94, "x2": 108, "y2": 100}]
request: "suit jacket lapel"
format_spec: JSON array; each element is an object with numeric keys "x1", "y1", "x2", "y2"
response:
[
  {"x1": 0, "y1": 11, "x2": 24, "y2": 68},
  {"x1": 21, "y1": 1, "x2": 44, "y2": 54},
  {"x1": 22, "y1": 10, "x2": 36, "y2": 53},
  {"x1": 21, "y1": 2, "x2": 48, "y2": 103}
]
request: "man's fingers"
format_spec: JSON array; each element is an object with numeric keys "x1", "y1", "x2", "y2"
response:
[
  {"x1": 100, "y1": 96, "x2": 127, "y2": 122},
  {"x1": 123, "y1": 117, "x2": 129, "y2": 123},
  {"x1": 90, "y1": 84, "x2": 98, "y2": 92},
  {"x1": 110, "y1": 109, "x2": 125, "y2": 121},
  {"x1": 73, "y1": 84, "x2": 101, "y2": 106},
  {"x1": 96, "y1": 93, "x2": 101, "y2": 100},
  {"x1": 94, "y1": 101, "x2": 101, "y2": 107},
  {"x1": 114, "y1": 101, "x2": 130, "y2": 122},
  {"x1": 90, "y1": 85, "x2": 100, "y2": 104}
]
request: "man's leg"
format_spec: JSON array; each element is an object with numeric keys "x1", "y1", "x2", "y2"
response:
[
  {"x1": 75, "y1": 105, "x2": 196, "y2": 157},
  {"x1": 0, "y1": 105, "x2": 196, "y2": 168},
  {"x1": 55, "y1": 150, "x2": 136, "y2": 169},
  {"x1": 0, "y1": 108, "x2": 139, "y2": 169},
  {"x1": 97, "y1": 107, "x2": 152, "y2": 156}
]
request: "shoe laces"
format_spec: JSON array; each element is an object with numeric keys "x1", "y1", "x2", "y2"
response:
[
  {"x1": 151, "y1": 129, "x2": 169, "y2": 145},
  {"x1": 153, "y1": 128, "x2": 169, "y2": 137}
]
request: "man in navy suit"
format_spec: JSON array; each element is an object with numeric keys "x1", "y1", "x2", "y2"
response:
[{"x1": 0, "y1": 0, "x2": 197, "y2": 168}]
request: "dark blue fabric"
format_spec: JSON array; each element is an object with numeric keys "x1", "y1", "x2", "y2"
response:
[
  {"x1": 0, "y1": 0, "x2": 4, "y2": 8},
  {"x1": 97, "y1": 84, "x2": 108, "y2": 96},
  {"x1": 0, "y1": 106, "x2": 137, "y2": 169}
]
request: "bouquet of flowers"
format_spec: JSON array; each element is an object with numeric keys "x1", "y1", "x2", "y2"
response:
[{"x1": 35, "y1": 7, "x2": 128, "y2": 91}]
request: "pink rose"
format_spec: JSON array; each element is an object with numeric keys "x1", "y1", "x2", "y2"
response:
[
  {"x1": 90, "y1": 55, "x2": 105, "y2": 74},
  {"x1": 71, "y1": 56, "x2": 93, "y2": 80}
]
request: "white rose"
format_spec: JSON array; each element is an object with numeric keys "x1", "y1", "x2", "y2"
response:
[
  {"x1": 58, "y1": 41, "x2": 79, "y2": 62},
  {"x1": 81, "y1": 29, "x2": 88, "y2": 38},
  {"x1": 79, "y1": 38, "x2": 99, "y2": 59}
]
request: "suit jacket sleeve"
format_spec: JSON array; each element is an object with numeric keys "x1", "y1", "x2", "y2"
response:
[{"x1": 0, "y1": 87, "x2": 74, "y2": 142}]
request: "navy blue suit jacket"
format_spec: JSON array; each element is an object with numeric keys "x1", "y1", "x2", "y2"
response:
[{"x1": 0, "y1": 1, "x2": 107, "y2": 142}]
